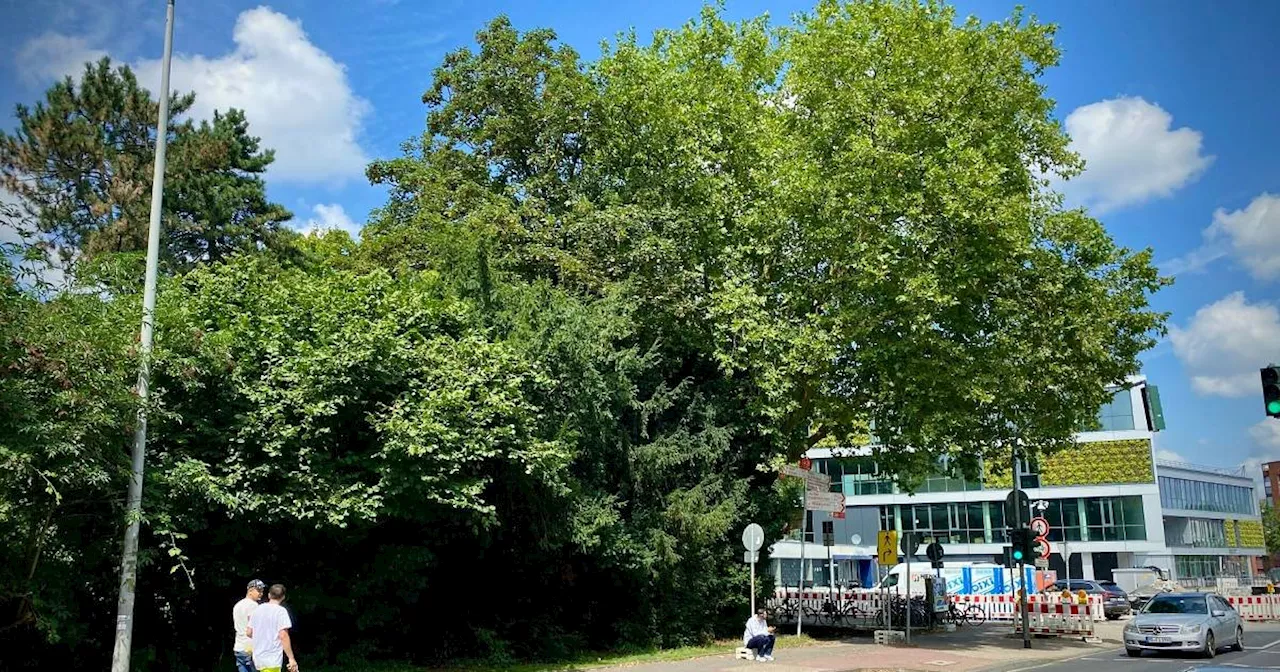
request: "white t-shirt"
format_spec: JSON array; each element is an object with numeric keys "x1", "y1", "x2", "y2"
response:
[
  {"x1": 249, "y1": 602, "x2": 293, "y2": 668},
  {"x1": 743, "y1": 616, "x2": 770, "y2": 645},
  {"x1": 232, "y1": 598, "x2": 258, "y2": 652}
]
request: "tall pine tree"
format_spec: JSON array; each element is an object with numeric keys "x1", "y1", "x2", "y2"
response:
[{"x1": 0, "y1": 58, "x2": 292, "y2": 273}]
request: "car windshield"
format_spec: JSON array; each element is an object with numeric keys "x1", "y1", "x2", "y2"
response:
[{"x1": 1144, "y1": 596, "x2": 1208, "y2": 615}]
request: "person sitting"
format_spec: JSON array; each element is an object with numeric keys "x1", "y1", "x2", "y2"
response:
[{"x1": 743, "y1": 608, "x2": 776, "y2": 662}]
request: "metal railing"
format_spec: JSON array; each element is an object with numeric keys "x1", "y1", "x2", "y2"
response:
[{"x1": 1155, "y1": 459, "x2": 1247, "y2": 477}]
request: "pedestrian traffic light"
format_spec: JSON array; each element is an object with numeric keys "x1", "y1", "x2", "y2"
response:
[{"x1": 1263, "y1": 366, "x2": 1280, "y2": 418}]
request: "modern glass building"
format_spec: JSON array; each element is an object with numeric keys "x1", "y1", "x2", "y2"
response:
[
  {"x1": 771, "y1": 376, "x2": 1265, "y2": 586},
  {"x1": 1156, "y1": 460, "x2": 1263, "y2": 580}
]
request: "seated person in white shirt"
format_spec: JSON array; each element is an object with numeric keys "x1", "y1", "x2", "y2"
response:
[{"x1": 743, "y1": 609, "x2": 776, "y2": 661}]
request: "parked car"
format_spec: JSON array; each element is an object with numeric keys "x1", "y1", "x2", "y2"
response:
[
  {"x1": 1123, "y1": 592, "x2": 1243, "y2": 658},
  {"x1": 1046, "y1": 579, "x2": 1132, "y2": 619}
]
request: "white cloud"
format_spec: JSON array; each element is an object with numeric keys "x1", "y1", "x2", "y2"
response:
[
  {"x1": 1169, "y1": 292, "x2": 1280, "y2": 397},
  {"x1": 1061, "y1": 97, "x2": 1213, "y2": 213},
  {"x1": 1154, "y1": 449, "x2": 1188, "y2": 463},
  {"x1": 297, "y1": 203, "x2": 361, "y2": 238},
  {"x1": 15, "y1": 32, "x2": 106, "y2": 84},
  {"x1": 130, "y1": 7, "x2": 372, "y2": 184},
  {"x1": 1205, "y1": 194, "x2": 1280, "y2": 281},
  {"x1": 1251, "y1": 420, "x2": 1280, "y2": 452}
]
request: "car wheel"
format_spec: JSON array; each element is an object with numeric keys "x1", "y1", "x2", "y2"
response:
[
  {"x1": 1126, "y1": 648, "x2": 1141, "y2": 658},
  {"x1": 1231, "y1": 627, "x2": 1244, "y2": 652},
  {"x1": 1204, "y1": 631, "x2": 1216, "y2": 658}
]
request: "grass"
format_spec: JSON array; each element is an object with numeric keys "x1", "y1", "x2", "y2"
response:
[{"x1": 315, "y1": 633, "x2": 827, "y2": 672}]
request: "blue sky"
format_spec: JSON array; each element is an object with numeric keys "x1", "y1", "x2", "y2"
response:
[{"x1": 2, "y1": 0, "x2": 1277, "y2": 473}]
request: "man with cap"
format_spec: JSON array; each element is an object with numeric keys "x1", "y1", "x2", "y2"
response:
[{"x1": 233, "y1": 580, "x2": 265, "y2": 672}]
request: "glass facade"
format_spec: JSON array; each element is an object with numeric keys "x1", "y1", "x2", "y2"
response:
[
  {"x1": 880, "y1": 495, "x2": 1147, "y2": 543},
  {"x1": 1081, "y1": 388, "x2": 1138, "y2": 432},
  {"x1": 1158, "y1": 476, "x2": 1255, "y2": 515},
  {"x1": 1175, "y1": 556, "x2": 1251, "y2": 579},
  {"x1": 1165, "y1": 517, "x2": 1232, "y2": 548},
  {"x1": 810, "y1": 457, "x2": 982, "y2": 496}
]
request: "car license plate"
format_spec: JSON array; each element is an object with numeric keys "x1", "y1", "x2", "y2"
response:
[{"x1": 1145, "y1": 636, "x2": 1171, "y2": 644}]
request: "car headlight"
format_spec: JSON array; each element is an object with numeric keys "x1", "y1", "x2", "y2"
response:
[
  {"x1": 1124, "y1": 622, "x2": 1139, "y2": 632},
  {"x1": 1183, "y1": 625, "x2": 1202, "y2": 634}
]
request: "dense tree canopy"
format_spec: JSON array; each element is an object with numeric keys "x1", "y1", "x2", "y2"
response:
[{"x1": 2, "y1": 2, "x2": 1167, "y2": 670}]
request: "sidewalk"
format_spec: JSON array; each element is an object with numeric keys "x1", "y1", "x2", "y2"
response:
[{"x1": 580, "y1": 624, "x2": 1114, "y2": 672}]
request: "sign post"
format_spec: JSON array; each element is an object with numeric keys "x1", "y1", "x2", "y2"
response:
[
  {"x1": 780, "y1": 459, "x2": 831, "y2": 636},
  {"x1": 743, "y1": 523, "x2": 764, "y2": 615},
  {"x1": 901, "y1": 531, "x2": 919, "y2": 645}
]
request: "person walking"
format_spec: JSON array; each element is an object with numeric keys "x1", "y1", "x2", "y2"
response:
[
  {"x1": 233, "y1": 580, "x2": 265, "y2": 672},
  {"x1": 248, "y1": 584, "x2": 299, "y2": 672},
  {"x1": 743, "y1": 608, "x2": 776, "y2": 662}
]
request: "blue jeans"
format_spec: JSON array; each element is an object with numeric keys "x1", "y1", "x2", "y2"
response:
[
  {"x1": 234, "y1": 651, "x2": 257, "y2": 672},
  {"x1": 746, "y1": 634, "x2": 775, "y2": 656}
]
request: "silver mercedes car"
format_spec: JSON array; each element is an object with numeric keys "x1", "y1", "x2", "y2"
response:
[{"x1": 1123, "y1": 592, "x2": 1244, "y2": 658}]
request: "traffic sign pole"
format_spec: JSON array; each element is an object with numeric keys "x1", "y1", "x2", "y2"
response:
[
  {"x1": 1012, "y1": 443, "x2": 1030, "y2": 650},
  {"x1": 798, "y1": 484, "x2": 806, "y2": 636}
]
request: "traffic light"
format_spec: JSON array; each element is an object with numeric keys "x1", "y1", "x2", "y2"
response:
[
  {"x1": 1008, "y1": 528, "x2": 1032, "y2": 563},
  {"x1": 1263, "y1": 366, "x2": 1280, "y2": 418},
  {"x1": 1001, "y1": 547, "x2": 1016, "y2": 568}
]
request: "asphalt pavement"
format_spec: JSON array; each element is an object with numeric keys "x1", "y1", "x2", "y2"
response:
[{"x1": 1005, "y1": 623, "x2": 1280, "y2": 672}]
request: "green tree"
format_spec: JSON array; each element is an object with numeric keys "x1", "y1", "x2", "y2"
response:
[
  {"x1": 1264, "y1": 503, "x2": 1280, "y2": 558},
  {"x1": 0, "y1": 58, "x2": 292, "y2": 274}
]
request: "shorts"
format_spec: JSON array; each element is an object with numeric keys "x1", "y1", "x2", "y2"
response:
[{"x1": 258, "y1": 668, "x2": 281, "y2": 672}]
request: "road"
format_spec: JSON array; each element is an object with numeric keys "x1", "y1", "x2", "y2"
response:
[{"x1": 1010, "y1": 623, "x2": 1280, "y2": 672}]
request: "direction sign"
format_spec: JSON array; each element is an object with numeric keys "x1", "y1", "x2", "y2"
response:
[
  {"x1": 805, "y1": 491, "x2": 844, "y2": 513},
  {"x1": 780, "y1": 464, "x2": 808, "y2": 479},
  {"x1": 742, "y1": 523, "x2": 764, "y2": 552},
  {"x1": 1029, "y1": 517, "x2": 1051, "y2": 537},
  {"x1": 804, "y1": 470, "x2": 831, "y2": 492},
  {"x1": 877, "y1": 530, "x2": 898, "y2": 565}
]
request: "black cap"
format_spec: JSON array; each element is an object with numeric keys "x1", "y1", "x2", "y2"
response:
[{"x1": 247, "y1": 579, "x2": 266, "y2": 591}]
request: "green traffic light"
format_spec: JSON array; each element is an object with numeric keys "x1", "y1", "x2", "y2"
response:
[
  {"x1": 1012, "y1": 550, "x2": 1024, "y2": 561},
  {"x1": 1270, "y1": 400, "x2": 1280, "y2": 414}
]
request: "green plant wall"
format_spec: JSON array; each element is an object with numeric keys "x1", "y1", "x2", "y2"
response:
[
  {"x1": 983, "y1": 439, "x2": 1154, "y2": 488},
  {"x1": 1238, "y1": 519, "x2": 1264, "y2": 548}
]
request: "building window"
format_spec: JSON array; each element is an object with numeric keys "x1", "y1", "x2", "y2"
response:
[
  {"x1": 1165, "y1": 517, "x2": 1228, "y2": 547},
  {"x1": 1176, "y1": 556, "x2": 1219, "y2": 579},
  {"x1": 1017, "y1": 458, "x2": 1041, "y2": 489},
  {"x1": 1158, "y1": 476, "x2": 1256, "y2": 515},
  {"x1": 840, "y1": 457, "x2": 896, "y2": 495},
  {"x1": 875, "y1": 496, "x2": 1146, "y2": 544},
  {"x1": 879, "y1": 505, "x2": 896, "y2": 533},
  {"x1": 1083, "y1": 388, "x2": 1137, "y2": 432}
]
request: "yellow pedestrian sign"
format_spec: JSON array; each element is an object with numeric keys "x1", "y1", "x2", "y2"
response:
[{"x1": 877, "y1": 530, "x2": 898, "y2": 565}]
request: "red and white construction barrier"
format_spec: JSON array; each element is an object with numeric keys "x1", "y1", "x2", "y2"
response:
[
  {"x1": 1227, "y1": 595, "x2": 1280, "y2": 622},
  {"x1": 949, "y1": 593, "x2": 1104, "y2": 626},
  {"x1": 1013, "y1": 600, "x2": 1098, "y2": 637}
]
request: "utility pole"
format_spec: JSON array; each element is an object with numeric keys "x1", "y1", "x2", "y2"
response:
[
  {"x1": 1012, "y1": 441, "x2": 1030, "y2": 649},
  {"x1": 111, "y1": 2, "x2": 175, "y2": 670}
]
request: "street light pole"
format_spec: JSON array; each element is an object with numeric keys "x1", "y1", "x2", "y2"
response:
[{"x1": 110, "y1": 2, "x2": 175, "y2": 670}]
